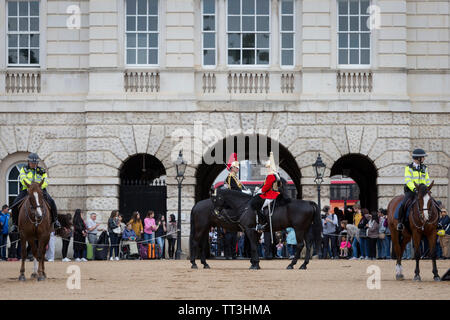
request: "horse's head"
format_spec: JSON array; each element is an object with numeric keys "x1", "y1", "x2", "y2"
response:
[
  {"x1": 24, "y1": 180, "x2": 45, "y2": 219},
  {"x1": 414, "y1": 181, "x2": 435, "y2": 219}
]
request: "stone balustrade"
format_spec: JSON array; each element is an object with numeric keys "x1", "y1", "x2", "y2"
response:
[
  {"x1": 337, "y1": 71, "x2": 373, "y2": 93},
  {"x1": 5, "y1": 71, "x2": 41, "y2": 93}
]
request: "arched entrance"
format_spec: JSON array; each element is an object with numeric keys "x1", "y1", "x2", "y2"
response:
[
  {"x1": 330, "y1": 154, "x2": 378, "y2": 211},
  {"x1": 119, "y1": 154, "x2": 167, "y2": 221},
  {"x1": 195, "y1": 134, "x2": 302, "y2": 202}
]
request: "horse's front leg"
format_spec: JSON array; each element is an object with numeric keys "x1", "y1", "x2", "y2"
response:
[
  {"x1": 412, "y1": 232, "x2": 422, "y2": 281},
  {"x1": 38, "y1": 236, "x2": 49, "y2": 281},
  {"x1": 30, "y1": 239, "x2": 38, "y2": 279},
  {"x1": 427, "y1": 232, "x2": 440, "y2": 281},
  {"x1": 245, "y1": 228, "x2": 260, "y2": 270},
  {"x1": 19, "y1": 236, "x2": 26, "y2": 281}
]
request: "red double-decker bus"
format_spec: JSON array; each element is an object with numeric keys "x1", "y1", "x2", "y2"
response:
[{"x1": 330, "y1": 178, "x2": 360, "y2": 210}]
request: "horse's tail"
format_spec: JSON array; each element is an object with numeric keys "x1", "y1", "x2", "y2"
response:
[
  {"x1": 189, "y1": 206, "x2": 195, "y2": 258},
  {"x1": 309, "y1": 201, "x2": 323, "y2": 244}
]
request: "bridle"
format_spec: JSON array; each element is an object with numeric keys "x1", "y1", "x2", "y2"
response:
[
  {"x1": 24, "y1": 191, "x2": 47, "y2": 228},
  {"x1": 411, "y1": 192, "x2": 439, "y2": 231}
]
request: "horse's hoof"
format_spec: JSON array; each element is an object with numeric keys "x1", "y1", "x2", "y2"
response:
[
  {"x1": 18, "y1": 275, "x2": 26, "y2": 281},
  {"x1": 395, "y1": 274, "x2": 404, "y2": 281},
  {"x1": 434, "y1": 276, "x2": 441, "y2": 282},
  {"x1": 191, "y1": 264, "x2": 198, "y2": 269},
  {"x1": 249, "y1": 265, "x2": 259, "y2": 270},
  {"x1": 30, "y1": 273, "x2": 38, "y2": 279},
  {"x1": 413, "y1": 275, "x2": 421, "y2": 282},
  {"x1": 286, "y1": 265, "x2": 293, "y2": 270},
  {"x1": 38, "y1": 276, "x2": 46, "y2": 281},
  {"x1": 203, "y1": 264, "x2": 210, "y2": 269},
  {"x1": 299, "y1": 264, "x2": 307, "y2": 270}
]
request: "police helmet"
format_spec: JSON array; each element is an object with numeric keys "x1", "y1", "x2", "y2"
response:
[
  {"x1": 412, "y1": 148, "x2": 427, "y2": 159},
  {"x1": 27, "y1": 153, "x2": 40, "y2": 164}
]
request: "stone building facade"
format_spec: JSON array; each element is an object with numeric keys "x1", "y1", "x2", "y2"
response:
[{"x1": 0, "y1": 0, "x2": 448, "y2": 255}]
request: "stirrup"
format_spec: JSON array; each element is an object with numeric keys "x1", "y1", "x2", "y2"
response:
[
  {"x1": 256, "y1": 223, "x2": 267, "y2": 232},
  {"x1": 53, "y1": 220, "x2": 61, "y2": 229},
  {"x1": 397, "y1": 222, "x2": 404, "y2": 231}
]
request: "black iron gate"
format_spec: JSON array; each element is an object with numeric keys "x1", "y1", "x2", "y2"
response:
[{"x1": 119, "y1": 179, "x2": 167, "y2": 222}]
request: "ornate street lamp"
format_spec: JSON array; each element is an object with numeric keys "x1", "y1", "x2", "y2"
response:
[
  {"x1": 174, "y1": 150, "x2": 187, "y2": 260},
  {"x1": 313, "y1": 153, "x2": 326, "y2": 211}
]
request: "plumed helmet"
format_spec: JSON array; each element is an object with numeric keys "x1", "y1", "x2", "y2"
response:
[
  {"x1": 27, "y1": 153, "x2": 40, "y2": 164},
  {"x1": 412, "y1": 148, "x2": 427, "y2": 159},
  {"x1": 226, "y1": 153, "x2": 239, "y2": 171},
  {"x1": 264, "y1": 152, "x2": 278, "y2": 173}
]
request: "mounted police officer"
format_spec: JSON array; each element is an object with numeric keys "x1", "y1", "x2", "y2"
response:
[
  {"x1": 10, "y1": 153, "x2": 61, "y2": 231},
  {"x1": 397, "y1": 148, "x2": 432, "y2": 231},
  {"x1": 251, "y1": 152, "x2": 281, "y2": 231}
]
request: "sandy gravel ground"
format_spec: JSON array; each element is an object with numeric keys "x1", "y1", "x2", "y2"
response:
[{"x1": 1, "y1": 259, "x2": 449, "y2": 300}]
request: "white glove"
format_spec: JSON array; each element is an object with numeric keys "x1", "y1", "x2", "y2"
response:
[{"x1": 243, "y1": 189, "x2": 252, "y2": 195}]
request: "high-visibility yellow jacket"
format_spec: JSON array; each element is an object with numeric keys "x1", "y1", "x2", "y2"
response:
[
  {"x1": 404, "y1": 163, "x2": 430, "y2": 192},
  {"x1": 19, "y1": 166, "x2": 48, "y2": 190}
]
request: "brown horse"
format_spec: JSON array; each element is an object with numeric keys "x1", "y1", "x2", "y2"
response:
[
  {"x1": 387, "y1": 181, "x2": 441, "y2": 281},
  {"x1": 18, "y1": 181, "x2": 51, "y2": 281}
]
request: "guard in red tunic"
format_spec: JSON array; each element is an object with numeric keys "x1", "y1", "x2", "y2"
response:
[{"x1": 250, "y1": 152, "x2": 280, "y2": 231}]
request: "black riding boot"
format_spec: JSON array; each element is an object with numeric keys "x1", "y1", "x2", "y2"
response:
[{"x1": 256, "y1": 210, "x2": 267, "y2": 232}]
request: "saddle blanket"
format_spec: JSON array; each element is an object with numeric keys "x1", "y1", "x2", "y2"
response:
[{"x1": 394, "y1": 199, "x2": 412, "y2": 220}]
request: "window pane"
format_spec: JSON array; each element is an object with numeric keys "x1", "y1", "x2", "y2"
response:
[
  {"x1": 30, "y1": 1, "x2": 39, "y2": 16},
  {"x1": 148, "y1": 16, "x2": 157, "y2": 31},
  {"x1": 350, "y1": 49, "x2": 359, "y2": 64},
  {"x1": 256, "y1": 0, "x2": 269, "y2": 15},
  {"x1": 19, "y1": 18, "x2": 28, "y2": 31},
  {"x1": 257, "y1": 50, "x2": 269, "y2": 64},
  {"x1": 360, "y1": 16, "x2": 369, "y2": 31},
  {"x1": 228, "y1": 33, "x2": 241, "y2": 48},
  {"x1": 9, "y1": 181, "x2": 18, "y2": 195},
  {"x1": 149, "y1": 0, "x2": 158, "y2": 15},
  {"x1": 8, "y1": 49, "x2": 18, "y2": 64},
  {"x1": 242, "y1": 0, "x2": 255, "y2": 14},
  {"x1": 30, "y1": 17, "x2": 39, "y2": 31},
  {"x1": 338, "y1": 33, "x2": 348, "y2": 48},
  {"x1": 242, "y1": 16, "x2": 255, "y2": 31},
  {"x1": 19, "y1": 1, "x2": 28, "y2": 16},
  {"x1": 8, "y1": 34, "x2": 18, "y2": 48},
  {"x1": 203, "y1": 16, "x2": 215, "y2": 31},
  {"x1": 361, "y1": 33, "x2": 370, "y2": 48},
  {"x1": 361, "y1": 49, "x2": 370, "y2": 64},
  {"x1": 19, "y1": 34, "x2": 28, "y2": 47},
  {"x1": 228, "y1": 0, "x2": 240, "y2": 15},
  {"x1": 138, "y1": 49, "x2": 147, "y2": 64},
  {"x1": 127, "y1": 49, "x2": 136, "y2": 64},
  {"x1": 203, "y1": 49, "x2": 215, "y2": 65},
  {"x1": 338, "y1": 0, "x2": 348, "y2": 14},
  {"x1": 350, "y1": 16, "x2": 359, "y2": 31},
  {"x1": 30, "y1": 49, "x2": 39, "y2": 64},
  {"x1": 339, "y1": 16, "x2": 348, "y2": 31},
  {"x1": 281, "y1": 33, "x2": 293, "y2": 49},
  {"x1": 138, "y1": 33, "x2": 146, "y2": 47},
  {"x1": 126, "y1": 0, "x2": 136, "y2": 14},
  {"x1": 281, "y1": 0, "x2": 294, "y2": 14},
  {"x1": 242, "y1": 50, "x2": 255, "y2": 64},
  {"x1": 138, "y1": 0, "x2": 147, "y2": 14},
  {"x1": 148, "y1": 33, "x2": 158, "y2": 47},
  {"x1": 8, "y1": 1, "x2": 18, "y2": 16},
  {"x1": 228, "y1": 50, "x2": 241, "y2": 64},
  {"x1": 242, "y1": 33, "x2": 255, "y2": 48},
  {"x1": 350, "y1": 0, "x2": 359, "y2": 14},
  {"x1": 256, "y1": 16, "x2": 269, "y2": 31},
  {"x1": 204, "y1": 33, "x2": 215, "y2": 48},
  {"x1": 127, "y1": 33, "x2": 137, "y2": 47},
  {"x1": 281, "y1": 50, "x2": 293, "y2": 66},
  {"x1": 138, "y1": 16, "x2": 146, "y2": 31},
  {"x1": 9, "y1": 166, "x2": 19, "y2": 180},
  {"x1": 148, "y1": 49, "x2": 158, "y2": 64},
  {"x1": 360, "y1": 0, "x2": 370, "y2": 14},
  {"x1": 19, "y1": 49, "x2": 28, "y2": 64},
  {"x1": 127, "y1": 16, "x2": 136, "y2": 31},
  {"x1": 8, "y1": 18, "x2": 18, "y2": 31},
  {"x1": 203, "y1": 0, "x2": 215, "y2": 14},
  {"x1": 282, "y1": 16, "x2": 293, "y2": 31},
  {"x1": 350, "y1": 33, "x2": 359, "y2": 48},
  {"x1": 339, "y1": 49, "x2": 348, "y2": 64},
  {"x1": 257, "y1": 33, "x2": 269, "y2": 48},
  {"x1": 228, "y1": 16, "x2": 240, "y2": 31}
]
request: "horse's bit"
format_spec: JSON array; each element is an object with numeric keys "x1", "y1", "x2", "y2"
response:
[
  {"x1": 25, "y1": 200, "x2": 47, "y2": 228},
  {"x1": 412, "y1": 198, "x2": 439, "y2": 231}
]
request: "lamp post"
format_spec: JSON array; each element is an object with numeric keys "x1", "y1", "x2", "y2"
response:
[
  {"x1": 174, "y1": 150, "x2": 187, "y2": 260},
  {"x1": 313, "y1": 153, "x2": 326, "y2": 211}
]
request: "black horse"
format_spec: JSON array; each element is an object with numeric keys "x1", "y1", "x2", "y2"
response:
[{"x1": 189, "y1": 188, "x2": 322, "y2": 270}]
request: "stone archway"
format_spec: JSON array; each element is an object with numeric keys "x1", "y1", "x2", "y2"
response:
[
  {"x1": 330, "y1": 154, "x2": 378, "y2": 211},
  {"x1": 195, "y1": 134, "x2": 302, "y2": 202}
]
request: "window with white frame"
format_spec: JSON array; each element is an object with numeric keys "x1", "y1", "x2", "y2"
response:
[
  {"x1": 7, "y1": 1, "x2": 40, "y2": 66},
  {"x1": 202, "y1": 0, "x2": 216, "y2": 66},
  {"x1": 126, "y1": 0, "x2": 158, "y2": 65},
  {"x1": 337, "y1": 0, "x2": 370, "y2": 65},
  {"x1": 227, "y1": 0, "x2": 270, "y2": 65},
  {"x1": 6, "y1": 163, "x2": 26, "y2": 206},
  {"x1": 280, "y1": 0, "x2": 294, "y2": 66}
]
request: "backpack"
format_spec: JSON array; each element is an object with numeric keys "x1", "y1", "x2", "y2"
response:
[
  {"x1": 94, "y1": 231, "x2": 109, "y2": 260},
  {"x1": 139, "y1": 243, "x2": 148, "y2": 260}
]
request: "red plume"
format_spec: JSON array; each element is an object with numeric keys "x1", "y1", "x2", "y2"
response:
[{"x1": 226, "y1": 153, "x2": 238, "y2": 171}]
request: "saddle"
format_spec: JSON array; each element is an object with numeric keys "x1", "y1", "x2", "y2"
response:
[{"x1": 394, "y1": 196, "x2": 415, "y2": 220}]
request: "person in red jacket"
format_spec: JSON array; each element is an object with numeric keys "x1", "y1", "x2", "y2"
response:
[{"x1": 250, "y1": 152, "x2": 280, "y2": 231}]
